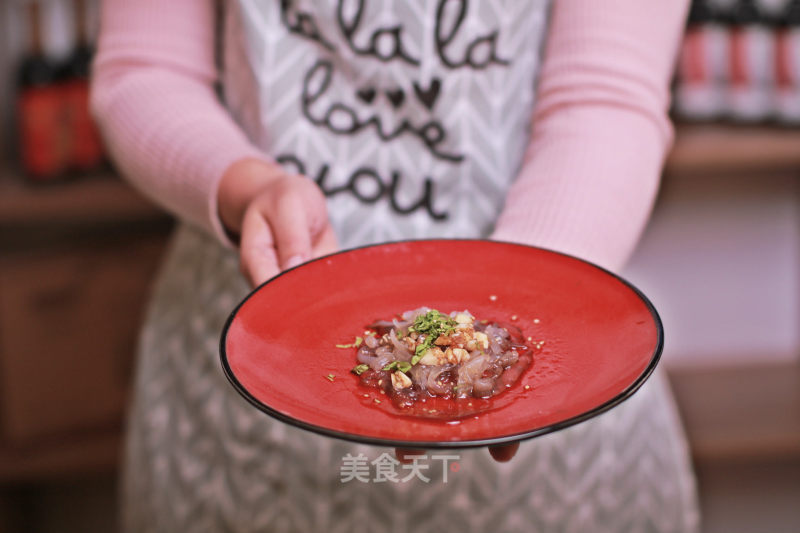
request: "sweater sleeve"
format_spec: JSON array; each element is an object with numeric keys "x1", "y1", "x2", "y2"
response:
[
  {"x1": 90, "y1": 0, "x2": 266, "y2": 244},
  {"x1": 491, "y1": 0, "x2": 689, "y2": 272}
]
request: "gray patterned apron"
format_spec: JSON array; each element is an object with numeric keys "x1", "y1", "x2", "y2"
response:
[{"x1": 121, "y1": 2, "x2": 700, "y2": 531}]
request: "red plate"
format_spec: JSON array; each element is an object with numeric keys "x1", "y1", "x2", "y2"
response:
[{"x1": 220, "y1": 240, "x2": 662, "y2": 448}]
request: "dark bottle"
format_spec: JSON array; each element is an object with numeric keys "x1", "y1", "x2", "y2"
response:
[
  {"x1": 60, "y1": 0, "x2": 104, "y2": 173},
  {"x1": 727, "y1": 0, "x2": 772, "y2": 121},
  {"x1": 680, "y1": 0, "x2": 714, "y2": 85},
  {"x1": 17, "y1": 1, "x2": 68, "y2": 181},
  {"x1": 675, "y1": 0, "x2": 727, "y2": 119},
  {"x1": 774, "y1": 0, "x2": 800, "y2": 122}
]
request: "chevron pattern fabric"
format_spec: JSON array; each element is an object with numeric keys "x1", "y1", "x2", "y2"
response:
[{"x1": 222, "y1": 0, "x2": 551, "y2": 247}]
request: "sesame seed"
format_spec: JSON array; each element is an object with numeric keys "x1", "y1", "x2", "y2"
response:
[
  {"x1": 489, "y1": 295, "x2": 497, "y2": 301},
  {"x1": 524, "y1": 385, "x2": 531, "y2": 390},
  {"x1": 527, "y1": 336, "x2": 533, "y2": 342},
  {"x1": 363, "y1": 394, "x2": 369, "y2": 398},
  {"x1": 374, "y1": 399, "x2": 381, "y2": 404},
  {"x1": 533, "y1": 318, "x2": 540, "y2": 324},
  {"x1": 511, "y1": 315, "x2": 518, "y2": 321}
]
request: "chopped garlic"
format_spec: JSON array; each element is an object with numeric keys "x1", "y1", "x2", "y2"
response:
[
  {"x1": 391, "y1": 371, "x2": 412, "y2": 389},
  {"x1": 454, "y1": 313, "x2": 473, "y2": 324},
  {"x1": 418, "y1": 347, "x2": 444, "y2": 366},
  {"x1": 474, "y1": 331, "x2": 490, "y2": 350}
]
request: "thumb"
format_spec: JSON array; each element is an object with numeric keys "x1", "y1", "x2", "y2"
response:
[{"x1": 239, "y1": 206, "x2": 281, "y2": 287}]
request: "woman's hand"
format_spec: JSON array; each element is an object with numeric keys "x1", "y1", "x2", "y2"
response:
[
  {"x1": 395, "y1": 442, "x2": 520, "y2": 464},
  {"x1": 218, "y1": 158, "x2": 338, "y2": 287},
  {"x1": 222, "y1": 160, "x2": 518, "y2": 464}
]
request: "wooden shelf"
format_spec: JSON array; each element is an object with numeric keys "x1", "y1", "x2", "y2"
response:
[
  {"x1": 668, "y1": 362, "x2": 800, "y2": 462},
  {"x1": 0, "y1": 429, "x2": 122, "y2": 482},
  {"x1": 666, "y1": 123, "x2": 800, "y2": 176},
  {"x1": 0, "y1": 168, "x2": 171, "y2": 483},
  {"x1": 0, "y1": 171, "x2": 169, "y2": 227},
  {"x1": 1, "y1": 122, "x2": 797, "y2": 229}
]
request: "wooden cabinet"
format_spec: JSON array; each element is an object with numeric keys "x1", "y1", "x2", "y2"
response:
[
  {"x1": 0, "y1": 235, "x2": 163, "y2": 445},
  {"x1": 0, "y1": 174, "x2": 172, "y2": 481}
]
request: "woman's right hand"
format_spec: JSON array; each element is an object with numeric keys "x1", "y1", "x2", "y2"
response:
[{"x1": 218, "y1": 158, "x2": 339, "y2": 287}]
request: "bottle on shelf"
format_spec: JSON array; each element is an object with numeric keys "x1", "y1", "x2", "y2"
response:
[
  {"x1": 16, "y1": 1, "x2": 68, "y2": 181},
  {"x1": 726, "y1": 0, "x2": 774, "y2": 121},
  {"x1": 774, "y1": 0, "x2": 800, "y2": 123},
  {"x1": 60, "y1": 0, "x2": 104, "y2": 173},
  {"x1": 675, "y1": 0, "x2": 729, "y2": 120}
]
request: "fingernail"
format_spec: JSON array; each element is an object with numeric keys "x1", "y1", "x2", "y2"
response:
[{"x1": 283, "y1": 255, "x2": 305, "y2": 270}]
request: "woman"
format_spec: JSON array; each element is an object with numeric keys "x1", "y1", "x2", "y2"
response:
[{"x1": 92, "y1": 1, "x2": 699, "y2": 531}]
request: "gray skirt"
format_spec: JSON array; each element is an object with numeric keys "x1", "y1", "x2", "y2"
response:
[{"x1": 121, "y1": 224, "x2": 699, "y2": 533}]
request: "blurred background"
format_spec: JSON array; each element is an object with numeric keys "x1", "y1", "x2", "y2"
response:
[{"x1": 0, "y1": 0, "x2": 798, "y2": 531}]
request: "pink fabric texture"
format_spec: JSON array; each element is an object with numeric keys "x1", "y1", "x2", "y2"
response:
[
  {"x1": 91, "y1": 0, "x2": 688, "y2": 270},
  {"x1": 91, "y1": 0, "x2": 265, "y2": 242},
  {"x1": 492, "y1": 2, "x2": 687, "y2": 270}
]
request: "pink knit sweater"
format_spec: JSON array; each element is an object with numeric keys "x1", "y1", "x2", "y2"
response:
[{"x1": 91, "y1": 0, "x2": 687, "y2": 272}]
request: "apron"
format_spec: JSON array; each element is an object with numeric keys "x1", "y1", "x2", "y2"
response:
[{"x1": 122, "y1": 2, "x2": 699, "y2": 531}]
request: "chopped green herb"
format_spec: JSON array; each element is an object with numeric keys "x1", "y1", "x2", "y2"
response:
[
  {"x1": 351, "y1": 364, "x2": 369, "y2": 375},
  {"x1": 382, "y1": 361, "x2": 399, "y2": 371},
  {"x1": 412, "y1": 310, "x2": 457, "y2": 336},
  {"x1": 325, "y1": 374, "x2": 335, "y2": 382},
  {"x1": 407, "y1": 310, "x2": 457, "y2": 364},
  {"x1": 337, "y1": 336, "x2": 363, "y2": 349},
  {"x1": 396, "y1": 361, "x2": 412, "y2": 373}
]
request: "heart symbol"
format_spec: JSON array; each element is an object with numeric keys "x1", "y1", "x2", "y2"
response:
[
  {"x1": 385, "y1": 88, "x2": 405, "y2": 109},
  {"x1": 412, "y1": 78, "x2": 441, "y2": 110},
  {"x1": 356, "y1": 87, "x2": 377, "y2": 104}
]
